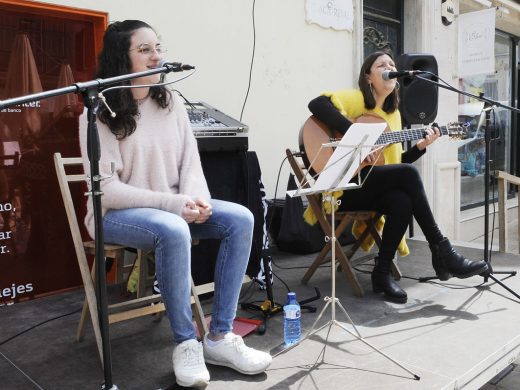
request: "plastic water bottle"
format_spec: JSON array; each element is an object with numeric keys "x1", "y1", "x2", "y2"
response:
[{"x1": 283, "y1": 292, "x2": 301, "y2": 346}]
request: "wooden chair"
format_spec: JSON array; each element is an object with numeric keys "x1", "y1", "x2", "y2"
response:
[
  {"x1": 54, "y1": 153, "x2": 207, "y2": 365},
  {"x1": 496, "y1": 170, "x2": 520, "y2": 254},
  {"x1": 285, "y1": 149, "x2": 401, "y2": 297}
]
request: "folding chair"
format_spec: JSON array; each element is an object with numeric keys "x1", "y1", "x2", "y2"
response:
[
  {"x1": 285, "y1": 149, "x2": 401, "y2": 297},
  {"x1": 54, "y1": 153, "x2": 208, "y2": 365}
]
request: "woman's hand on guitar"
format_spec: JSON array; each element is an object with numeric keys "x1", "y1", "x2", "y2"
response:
[
  {"x1": 363, "y1": 150, "x2": 378, "y2": 165},
  {"x1": 417, "y1": 126, "x2": 441, "y2": 150},
  {"x1": 363, "y1": 146, "x2": 385, "y2": 165}
]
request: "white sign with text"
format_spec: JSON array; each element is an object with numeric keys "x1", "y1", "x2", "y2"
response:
[
  {"x1": 305, "y1": 0, "x2": 354, "y2": 31},
  {"x1": 458, "y1": 8, "x2": 496, "y2": 77}
]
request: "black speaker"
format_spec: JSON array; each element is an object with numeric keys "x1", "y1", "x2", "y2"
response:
[{"x1": 395, "y1": 53, "x2": 438, "y2": 126}]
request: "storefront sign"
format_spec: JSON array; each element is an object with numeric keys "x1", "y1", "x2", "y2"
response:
[
  {"x1": 305, "y1": 0, "x2": 354, "y2": 31},
  {"x1": 458, "y1": 8, "x2": 496, "y2": 77}
]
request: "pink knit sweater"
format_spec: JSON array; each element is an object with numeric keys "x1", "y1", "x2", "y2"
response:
[{"x1": 79, "y1": 92, "x2": 210, "y2": 238}]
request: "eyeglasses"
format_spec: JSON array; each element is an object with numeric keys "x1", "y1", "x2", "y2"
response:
[{"x1": 129, "y1": 43, "x2": 168, "y2": 56}]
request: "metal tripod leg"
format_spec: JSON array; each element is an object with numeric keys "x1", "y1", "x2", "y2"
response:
[{"x1": 275, "y1": 194, "x2": 420, "y2": 381}]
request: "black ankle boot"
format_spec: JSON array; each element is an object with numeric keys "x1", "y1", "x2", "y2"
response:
[
  {"x1": 371, "y1": 257, "x2": 407, "y2": 304},
  {"x1": 430, "y1": 238, "x2": 489, "y2": 281}
]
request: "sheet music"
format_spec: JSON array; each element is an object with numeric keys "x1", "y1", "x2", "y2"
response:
[{"x1": 289, "y1": 122, "x2": 386, "y2": 197}]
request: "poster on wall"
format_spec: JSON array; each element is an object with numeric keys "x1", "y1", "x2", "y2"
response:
[
  {"x1": 458, "y1": 8, "x2": 496, "y2": 77},
  {"x1": 0, "y1": 5, "x2": 101, "y2": 306},
  {"x1": 305, "y1": 0, "x2": 354, "y2": 31}
]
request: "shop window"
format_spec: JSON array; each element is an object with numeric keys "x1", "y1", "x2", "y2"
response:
[
  {"x1": 458, "y1": 32, "x2": 514, "y2": 209},
  {"x1": 0, "y1": 0, "x2": 106, "y2": 302}
]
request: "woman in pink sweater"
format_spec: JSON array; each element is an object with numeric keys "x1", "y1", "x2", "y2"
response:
[{"x1": 79, "y1": 20, "x2": 271, "y2": 388}]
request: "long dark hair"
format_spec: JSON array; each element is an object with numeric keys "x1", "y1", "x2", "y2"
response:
[
  {"x1": 96, "y1": 20, "x2": 171, "y2": 139},
  {"x1": 358, "y1": 51, "x2": 399, "y2": 113}
]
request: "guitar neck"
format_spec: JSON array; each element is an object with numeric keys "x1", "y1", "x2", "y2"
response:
[{"x1": 375, "y1": 126, "x2": 448, "y2": 146}]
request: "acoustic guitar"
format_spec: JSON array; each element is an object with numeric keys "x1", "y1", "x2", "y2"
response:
[{"x1": 298, "y1": 115, "x2": 467, "y2": 176}]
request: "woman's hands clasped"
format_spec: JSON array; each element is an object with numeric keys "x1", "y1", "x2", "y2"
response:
[{"x1": 181, "y1": 198, "x2": 213, "y2": 224}]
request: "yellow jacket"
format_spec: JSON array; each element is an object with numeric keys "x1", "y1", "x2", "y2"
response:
[{"x1": 303, "y1": 89, "x2": 409, "y2": 257}]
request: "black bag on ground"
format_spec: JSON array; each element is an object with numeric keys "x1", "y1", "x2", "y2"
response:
[{"x1": 274, "y1": 174, "x2": 326, "y2": 254}]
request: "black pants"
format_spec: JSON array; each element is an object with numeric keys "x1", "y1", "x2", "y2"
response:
[{"x1": 339, "y1": 164, "x2": 443, "y2": 261}]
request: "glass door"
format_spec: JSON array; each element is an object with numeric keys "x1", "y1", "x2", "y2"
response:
[
  {"x1": 363, "y1": 0, "x2": 403, "y2": 58},
  {"x1": 458, "y1": 32, "x2": 516, "y2": 209},
  {"x1": 0, "y1": 1, "x2": 106, "y2": 303}
]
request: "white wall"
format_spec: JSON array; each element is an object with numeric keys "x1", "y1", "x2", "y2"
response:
[
  {"x1": 429, "y1": 0, "x2": 465, "y2": 239},
  {"x1": 402, "y1": 0, "x2": 462, "y2": 238},
  {"x1": 21, "y1": 0, "x2": 518, "y2": 241},
  {"x1": 42, "y1": 0, "x2": 360, "y2": 199}
]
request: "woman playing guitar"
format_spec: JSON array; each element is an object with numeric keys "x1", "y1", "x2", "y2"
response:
[{"x1": 307, "y1": 51, "x2": 488, "y2": 304}]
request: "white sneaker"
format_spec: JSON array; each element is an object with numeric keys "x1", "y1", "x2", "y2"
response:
[
  {"x1": 203, "y1": 333, "x2": 272, "y2": 375},
  {"x1": 172, "y1": 339, "x2": 210, "y2": 388}
]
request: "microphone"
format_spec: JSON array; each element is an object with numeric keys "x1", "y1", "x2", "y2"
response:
[
  {"x1": 382, "y1": 70, "x2": 423, "y2": 80},
  {"x1": 159, "y1": 60, "x2": 195, "y2": 72}
]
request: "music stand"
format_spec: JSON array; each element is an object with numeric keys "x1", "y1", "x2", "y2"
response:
[{"x1": 279, "y1": 122, "x2": 420, "y2": 380}]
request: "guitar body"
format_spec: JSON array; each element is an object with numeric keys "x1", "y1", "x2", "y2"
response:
[
  {"x1": 354, "y1": 113, "x2": 389, "y2": 172},
  {"x1": 298, "y1": 114, "x2": 389, "y2": 175},
  {"x1": 298, "y1": 116, "x2": 342, "y2": 176}
]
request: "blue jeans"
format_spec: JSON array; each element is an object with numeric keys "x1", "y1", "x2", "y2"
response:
[{"x1": 102, "y1": 199, "x2": 254, "y2": 343}]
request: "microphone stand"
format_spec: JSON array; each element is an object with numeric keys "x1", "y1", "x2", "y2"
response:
[
  {"x1": 412, "y1": 74, "x2": 520, "y2": 301},
  {"x1": 240, "y1": 249, "x2": 320, "y2": 335},
  {"x1": 0, "y1": 62, "x2": 183, "y2": 390}
]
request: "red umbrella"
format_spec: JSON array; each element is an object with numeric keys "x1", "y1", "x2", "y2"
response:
[
  {"x1": 50, "y1": 63, "x2": 79, "y2": 118},
  {"x1": 0, "y1": 33, "x2": 44, "y2": 141}
]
